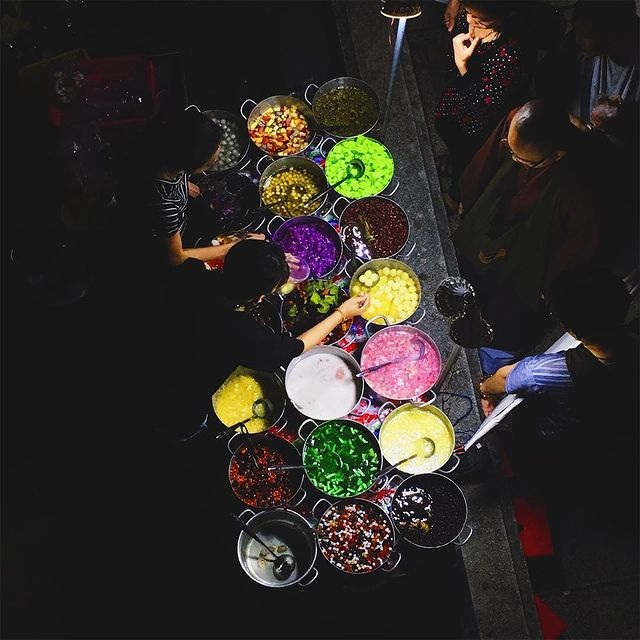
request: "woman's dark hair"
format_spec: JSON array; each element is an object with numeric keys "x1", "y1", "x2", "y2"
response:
[
  {"x1": 156, "y1": 108, "x2": 223, "y2": 174},
  {"x1": 513, "y1": 98, "x2": 573, "y2": 154},
  {"x1": 461, "y1": 0, "x2": 516, "y2": 26},
  {"x1": 222, "y1": 240, "x2": 289, "y2": 304},
  {"x1": 548, "y1": 265, "x2": 631, "y2": 342}
]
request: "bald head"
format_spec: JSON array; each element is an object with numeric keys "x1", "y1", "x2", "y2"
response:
[{"x1": 511, "y1": 99, "x2": 571, "y2": 157}]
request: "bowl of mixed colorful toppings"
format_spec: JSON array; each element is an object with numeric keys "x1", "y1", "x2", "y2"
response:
[
  {"x1": 314, "y1": 497, "x2": 397, "y2": 574},
  {"x1": 243, "y1": 95, "x2": 315, "y2": 157},
  {"x1": 258, "y1": 156, "x2": 328, "y2": 217},
  {"x1": 270, "y1": 216, "x2": 343, "y2": 279},
  {"x1": 308, "y1": 77, "x2": 380, "y2": 139},
  {"x1": 281, "y1": 278, "x2": 352, "y2": 346},
  {"x1": 202, "y1": 109, "x2": 251, "y2": 173},
  {"x1": 325, "y1": 136, "x2": 394, "y2": 199}
]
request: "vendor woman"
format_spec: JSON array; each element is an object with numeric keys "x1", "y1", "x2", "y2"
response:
[
  {"x1": 162, "y1": 239, "x2": 370, "y2": 440},
  {"x1": 137, "y1": 107, "x2": 263, "y2": 267}
]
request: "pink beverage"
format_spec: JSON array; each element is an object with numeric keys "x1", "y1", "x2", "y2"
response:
[{"x1": 361, "y1": 329, "x2": 440, "y2": 399}]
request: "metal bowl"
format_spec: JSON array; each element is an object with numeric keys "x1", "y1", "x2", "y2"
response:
[
  {"x1": 258, "y1": 155, "x2": 328, "y2": 217},
  {"x1": 338, "y1": 195, "x2": 410, "y2": 259},
  {"x1": 285, "y1": 346, "x2": 364, "y2": 421},
  {"x1": 201, "y1": 108, "x2": 251, "y2": 174},
  {"x1": 242, "y1": 95, "x2": 316, "y2": 157},
  {"x1": 378, "y1": 403, "x2": 455, "y2": 475},
  {"x1": 236, "y1": 508, "x2": 318, "y2": 588},
  {"x1": 308, "y1": 77, "x2": 380, "y2": 138},
  {"x1": 390, "y1": 473, "x2": 470, "y2": 549},
  {"x1": 349, "y1": 257, "x2": 421, "y2": 326}
]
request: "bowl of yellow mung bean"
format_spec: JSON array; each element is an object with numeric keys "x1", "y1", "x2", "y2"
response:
[
  {"x1": 212, "y1": 366, "x2": 286, "y2": 435},
  {"x1": 258, "y1": 156, "x2": 328, "y2": 217}
]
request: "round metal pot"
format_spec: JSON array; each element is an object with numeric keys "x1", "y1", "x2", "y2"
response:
[
  {"x1": 241, "y1": 296, "x2": 283, "y2": 335},
  {"x1": 360, "y1": 325, "x2": 442, "y2": 402},
  {"x1": 298, "y1": 418, "x2": 383, "y2": 499},
  {"x1": 305, "y1": 77, "x2": 380, "y2": 138},
  {"x1": 349, "y1": 257, "x2": 423, "y2": 326},
  {"x1": 336, "y1": 195, "x2": 411, "y2": 260},
  {"x1": 390, "y1": 473, "x2": 472, "y2": 549},
  {"x1": 241, "y1": 95, "x2": 317, "y2": 157},
  {"x1": 269, "y1": 215, "x2": 343, "y2": 279},
  {"x1": 201, "y1": 108, "x2": 251, "y2": 174},
  {"x1": 196, "y1": 171, "x2": 263, "y2": 233},
  {"x1": 279, "y1": 279, "x2": 353, "y2": 347},
  {"x1": 312, "y1": 497, "x2": 400, "y2": 574},
  {"x1": 228, "y1": 433, "x2": 305, "y2": 510},
  {"x1": 378, "y1": 403, "x2": 459, "y2": 475},
  {"x1": 212, "y1": 367, "x2": 287, "y2": 436},
  {"x1": 285, "y1": 346, "x2": 364, "y2": 421},
  {"x1": 236, "y1": 508, "x2": 318, "y2": 588},
  {"x1": 257, "y1": 155, "x2": 328, "y2": 217}
]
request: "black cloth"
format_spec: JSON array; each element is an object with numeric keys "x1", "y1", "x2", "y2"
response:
[{"x1": 161, "y1": 259, "x2": 304, "y2": 439}]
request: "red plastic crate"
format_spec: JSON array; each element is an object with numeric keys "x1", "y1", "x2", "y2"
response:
[{"x1": 47, "y1": 54, "x2": 158, "y2": 129}]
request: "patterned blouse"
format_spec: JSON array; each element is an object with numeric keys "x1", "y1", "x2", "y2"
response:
[{"x1": 435, "y1": 11, "x2": 528, "y2": 141}]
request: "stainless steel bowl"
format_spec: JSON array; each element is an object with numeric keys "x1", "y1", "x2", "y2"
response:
[
  {"x1": 307, "y1": 77, "x2": 380, "y2": 138},
  {"x1": 201, "y1": 108, "x2": 251, "y2": 174},
  {"x1": 258, "y1": 155, "x2": 328, "y2": 217},
  {"x1": 242, "y1": 95, "x2": 317, "y2": 157},
  {"x1": 236, "y1": 508, "x2": 318, "y2": 588}
]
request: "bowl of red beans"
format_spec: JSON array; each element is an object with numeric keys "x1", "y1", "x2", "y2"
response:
[{"x1": 228, "y1": 433, "x2": 305, "y2": 509}]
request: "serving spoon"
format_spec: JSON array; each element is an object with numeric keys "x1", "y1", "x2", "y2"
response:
[
  {"x1": 215, "y1": 398, "x2": 274, "y2": 440},
  {"x1": 232, "y1": 514, "x2": 297, "y2": 581},
  {"x1": 357, "y1": 336, "x2": 426, "y2": 378},
  {"x1": 303, "y1": 158, "x2": 365, "y2": 208},
  {"x1": 374, "y1": 437, "x2": 435, "y2": 481}
]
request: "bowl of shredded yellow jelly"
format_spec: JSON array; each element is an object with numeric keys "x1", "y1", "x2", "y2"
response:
[
  {"x1": 378, "y1": 404, "x2": 455, "y2": 474},
  {"x1": 212, "y1": 367, "x2": 286, "y2": 434}
]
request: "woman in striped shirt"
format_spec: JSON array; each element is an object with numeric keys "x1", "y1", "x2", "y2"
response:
[{"x1": 140, "y1": 108, "x2": 263, "y2": 267}]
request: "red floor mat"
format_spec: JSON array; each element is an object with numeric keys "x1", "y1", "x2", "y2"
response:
[
  {"x1": 534, "y1": 594, "x2": 568, "y2": 639},
  {"x1": 512, "y1": 495, "x2": 554, "y2": 557}
]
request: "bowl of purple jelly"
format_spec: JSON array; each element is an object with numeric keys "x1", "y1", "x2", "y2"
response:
[{"x1": 271, "y1": 216, "x2": 343, "y2": 278}]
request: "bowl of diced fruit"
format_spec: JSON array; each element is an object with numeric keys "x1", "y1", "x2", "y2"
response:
[
  {"x1": 349, "y1": 258, "x2": 421, "y2": 326},
  {"x1": 242, "y1": 95, "x2": 316, "y2": 157},
  {"x1": 281, "y1": 278, "x2": 352, "y2": 346}
]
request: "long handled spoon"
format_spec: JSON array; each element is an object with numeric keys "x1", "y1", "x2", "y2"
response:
[
  {"x1": 357, "y1": 337, "x2": 426, "y2": 378},
  {"x1": 303, "y1": 158, "x2": 365, "y2": 208},
  {"x1": 231, "y1": 514, "x2": 296, "y2": 581},
  {"x1": 215, "y1": 398, "x2": 273, "y2": 439}
]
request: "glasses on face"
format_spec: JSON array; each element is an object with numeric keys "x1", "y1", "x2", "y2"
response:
[
  {"x1": 500, "y1": 137, "x2": 555, "y2": 168},
  {"x1": 464, "y1": 10, "x2": 495, "y2": 29}
]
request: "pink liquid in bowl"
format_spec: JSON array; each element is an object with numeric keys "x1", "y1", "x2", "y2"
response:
[{"x1": 361, "y1": 329, "x2": 440, "y2": 399}]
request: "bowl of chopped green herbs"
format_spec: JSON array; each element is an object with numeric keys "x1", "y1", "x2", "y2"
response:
[{"x1": 281, "y1": 278, "x2": 352, "y2": 345}]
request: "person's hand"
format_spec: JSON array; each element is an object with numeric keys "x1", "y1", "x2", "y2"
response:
[
  {"x1": 480, "y1": 396, "x2": 497, "y2": 417},
  {"x1": 338, "y1": 294, "x2": 370, "y2": 319},
  {"x1": 285, "y1": 253, "x2": 300, "y2": 266},
  {"x1": 188, "y1": 181, "x2": 201, "y2": 198},
  {"x1": 444, "y1": 0, "x2": 460, "y2": 32},
  {"x1": 453, "y1": 32, "x2": 480, "y2": 75}
]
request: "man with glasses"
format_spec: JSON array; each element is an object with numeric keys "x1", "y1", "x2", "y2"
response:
[{"x1": 451, "y1": 98, "x2": 602, "y2": 375}]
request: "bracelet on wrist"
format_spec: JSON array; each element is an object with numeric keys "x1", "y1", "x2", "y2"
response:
[
  {"x1": 477, "y1": 374, "x2": 497, "y2": 400},
  {"x1": 335, "y1": 308, "x2": 347, "y2": 323}
]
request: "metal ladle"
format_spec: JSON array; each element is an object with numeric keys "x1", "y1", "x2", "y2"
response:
[
  {"x1": 232, "y1": 514, "x2": 296, "y2": 581},
  {"x1": 303, "y1": 158, "x2": 365, "y2": 207},
  {"x1": 357, "y1": 336, "x2": 426, "y2": 378},
  {"x1": 375, "y1": 437, "x2": 435, "y2": 481},
  {"x1": 215, "y1": 398, "x2": 274, "y2": 440}
]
